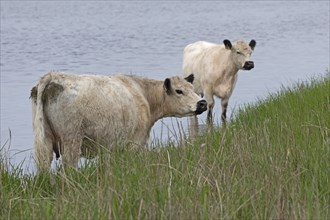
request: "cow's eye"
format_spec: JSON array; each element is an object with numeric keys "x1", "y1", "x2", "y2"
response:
[
  {"x1": 237, "y1": 51, "x2": 242, "y2": 55},
  {"x1": 176, "y1": 89, "x2": 183, "y2": 95}
]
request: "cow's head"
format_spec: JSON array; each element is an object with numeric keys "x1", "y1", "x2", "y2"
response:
[
  {"x1": 163, "y1": 74, "x2": 207, "y2": 117},
  {"x1": 224, "y1": 39, "x2": 256, "y2": 71}
]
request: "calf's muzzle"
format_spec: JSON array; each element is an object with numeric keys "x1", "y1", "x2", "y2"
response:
[
  {"x1": 243, "y1": 61, "x2": 254, "y2": 70},
  {"x1": 195, "y1": 100, "x2": 207, "y2": 115}
]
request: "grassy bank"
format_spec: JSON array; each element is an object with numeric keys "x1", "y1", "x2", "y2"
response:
[{"x1": 1, "y1": 74, "x2": 329, "y2": 219}]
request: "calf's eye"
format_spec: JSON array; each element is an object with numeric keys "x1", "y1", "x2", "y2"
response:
[{"x1": 176, "y1": 89, "x2": 183, "y2": 95}]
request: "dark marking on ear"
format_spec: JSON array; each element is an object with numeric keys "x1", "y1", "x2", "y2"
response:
[
  {"x1": 249, "y1": 39, "x2": 256, "y2": 50},
  {"x1": 223, "y1": 39, "x2": 232, "y2": 50},
  {"x1": 164, "y1": 78, "x2": 172, "y2": 94},
  {"x1": 184, "y1": 74, "x2": 194, "y2": 84}
]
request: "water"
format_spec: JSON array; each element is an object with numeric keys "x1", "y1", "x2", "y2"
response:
[{"x1": 1, "y1": 1, "x2": 329, "y2": 171}]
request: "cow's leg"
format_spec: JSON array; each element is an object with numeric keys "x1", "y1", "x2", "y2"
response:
[
  {"x1": 61, "y1": 135, "x2": 83, "y2": 168},
  {"x1": 35, "y1": 135, "x2": 53, "y2": 171},
  {"x1": 221, "y1": 98, "x2": 229, "y2": 124}
]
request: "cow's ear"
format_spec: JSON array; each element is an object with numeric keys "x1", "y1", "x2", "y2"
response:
[
  {"x1": 223, "y1": 39, "x2": 232, "y2": 50},
  {"x1": 249, "y1": 39, "x2": 256, "y2": 50},
  {"x1": 164, "y1": 78, "x2": 172, "y2": 94},
  {"x1": 184, "y1": 74, "x2": 194, "y2": 84}
]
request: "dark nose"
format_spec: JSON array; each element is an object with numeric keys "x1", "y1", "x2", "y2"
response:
[
  {"x1": 243, "y1": 61, "x2": 254, "y2": 70},
  {"x1": 195, "y1": 100, "x2": 207, "y2": 115}
]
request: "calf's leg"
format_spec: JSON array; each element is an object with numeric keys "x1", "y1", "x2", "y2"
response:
[
  {"x1": 189, "y1": 115, "x2": 199, "y2": 138},
  {"x1": 221, "y1": 98, "x2": 229, "y2": 124},
  {"x1": 203, "y1": 89, "x2": 214, "y2": 124}
]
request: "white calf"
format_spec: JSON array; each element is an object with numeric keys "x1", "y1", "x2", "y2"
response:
[{"x1": 183, "y1": 39, "x2": 256, "y2": 123}]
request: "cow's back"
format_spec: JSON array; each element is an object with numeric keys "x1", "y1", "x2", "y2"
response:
[{"x1": 43, "y1": 73, "x2": 150, "y2": 147}]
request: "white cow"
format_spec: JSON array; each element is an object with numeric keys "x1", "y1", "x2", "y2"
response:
[
  {"x1": 183, "y1": 39, "x2": 256, "y2": 124},
  {"x1": 31, "y1": 72, "x2": 207, "y2": 170}
]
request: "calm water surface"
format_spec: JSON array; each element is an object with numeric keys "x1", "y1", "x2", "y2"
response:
[{"x1": 1, "y1": 1, "x2": 329, "y2": 170}]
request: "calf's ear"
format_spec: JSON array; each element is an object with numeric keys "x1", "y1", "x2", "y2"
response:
[
  {"x1": 249, "y1": 39, "x2": 256, "y2": 50},
  {"x1": 164, "y1": 78, "x2": 172, "y2": 94},
  {"x1": 184, "y1": 74, "x2": 194, "y2": 84},
  {"x1": 223, "y1": 39, "x2": 232, "y2": 50}
]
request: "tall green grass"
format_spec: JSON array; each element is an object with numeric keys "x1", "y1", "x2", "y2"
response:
[{"x1": 1, "y1": 73, "x2": 329, "y2": 219}]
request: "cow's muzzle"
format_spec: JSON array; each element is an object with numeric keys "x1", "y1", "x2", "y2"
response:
[
  {"x1": 243, "y1": 61, "x2": 254, "y2": 70},
  {"x1": 195, "y1": 100, "x2": 207, "y2": 115}
]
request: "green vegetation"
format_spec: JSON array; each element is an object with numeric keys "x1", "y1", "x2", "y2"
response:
[{"x1": 1, "y1": 73, "x2": 329, "y2": 219}]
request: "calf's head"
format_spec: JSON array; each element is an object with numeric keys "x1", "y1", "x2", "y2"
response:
[
  {"x1": 224, "y1": 39, "x2": 256, "y2": 70},
  {"x1": 163, "y1": 74, "x2": 207, "y2": 117}
]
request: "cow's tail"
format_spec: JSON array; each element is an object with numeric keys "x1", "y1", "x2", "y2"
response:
[{"x1": 33, "y1": 72, "x2": 54, "y2": 171}]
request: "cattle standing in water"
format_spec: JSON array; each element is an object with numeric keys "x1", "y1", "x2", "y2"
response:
[
  {"x1": 183, "y1": 39, "x2": 256, "y2": 124},
  {"x1": 31, "y1": 72, "x2": 207, "y2": 170}
]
